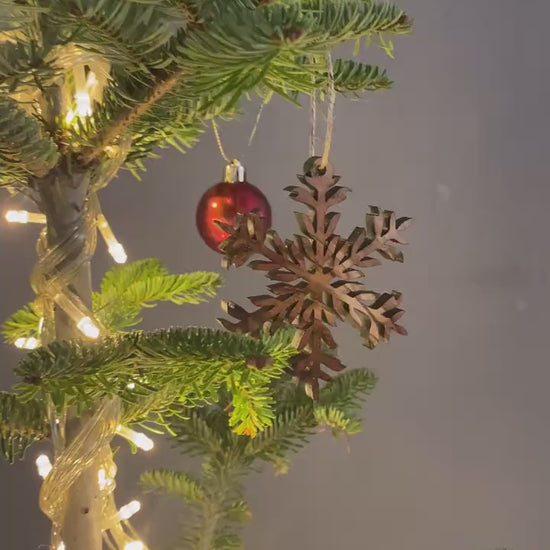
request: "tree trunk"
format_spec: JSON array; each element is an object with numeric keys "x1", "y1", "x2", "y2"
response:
[{"x1": 38, "y1": 166, "x2": 103, "y2": 550}]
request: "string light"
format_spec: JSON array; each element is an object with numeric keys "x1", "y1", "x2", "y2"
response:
[
  {"x1": 116, "y1": 425, "x2": 154, "y2": 452},
  {"x1": 5, "y1": 210, "x2": 46, "y2": 224},
  {"x1": 97, "y1": 214, "x2": 128, "y2": 264},
  {"x1": 98, "y1": 468, "x2": 114, "y2": 491},
  {"x1": 65, "y1": 69, "x2": 98, "y2": 124},
  {"x1": 53, "y1": 293, "x2": 101, "y2": 339},
  {"x1": 127, "y1": 382, "x2": 136, "y2": 390},
  {"x1": 118, "y1": 500, "x2": 141, "y2": 521},
  {"x1": 76, "y1": 316, "x2": 101, "y2": 339},
  {"x1": 108, "y1": 243, "x2": 128, "y2": 264},
  {"x1": 124, "y1": 542, "x2": 145, "y2": 550},
  {"x1": 35, "y1": 454, "x2": 52, "y2": 479},
  {"x1": 57, "y1": 543, "x2": 65, "y2": 550},
  {"x1": 15, "y1": 336, "x2": 39, "y2": 350}
]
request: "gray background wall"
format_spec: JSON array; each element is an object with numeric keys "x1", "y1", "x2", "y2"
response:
[{"x1": 1, "y1": 0, "x2": 549, "y2": 548}]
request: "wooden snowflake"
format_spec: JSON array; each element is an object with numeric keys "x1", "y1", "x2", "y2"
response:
[{"x1": 217, "y1": 157, "x2": 411, "y2": 399}]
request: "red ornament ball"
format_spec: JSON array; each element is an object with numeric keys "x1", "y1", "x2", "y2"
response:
[{"x1": 196, "y1": 181, "x2": 272, "y2": 252}]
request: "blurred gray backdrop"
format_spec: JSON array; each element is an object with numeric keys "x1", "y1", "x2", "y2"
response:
[{"x1": 2, "y1": 0, "x2": 550, "y2": 548}]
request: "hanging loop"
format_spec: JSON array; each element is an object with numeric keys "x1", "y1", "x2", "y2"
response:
[
  {"x1": 224, "y1": 159, "x2": 245, "y2": 183},
  {"x1": 320, "y1": 53, "x2": 336, "y2": 169}
]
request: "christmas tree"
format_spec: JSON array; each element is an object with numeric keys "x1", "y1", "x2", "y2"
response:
[{"x1": 0, "y1": 1, "x2": 411, "y2": 549}]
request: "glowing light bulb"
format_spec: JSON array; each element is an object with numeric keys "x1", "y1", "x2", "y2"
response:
[
  {"x1": 58, "y1": 543, "x2": 66, "y2": 550},
  {"x1": 98, "y1": 468, "x2": 114, "y2": 490},
  {"x1": 125, "y1": 542, "x2": 145, "y2": 550},
  {"x1": 75, "y1": 91, "x2": 92, "y2": 116},
  {"x1": 118, "y1": 500, "x2": 141, "y2": 521},
  {"x1": 65, "y1": 91, "x2": 92, "y2": 124},
  {"x1": 116, "y1": 426, "x2": 154, "y2": 452},
  {"x1": 6, "y1": 210, "x2": 27, "y2": 223},
  {"x1": 77, "y1": 317, "x2": 100, "y2": 339},
  {"x1": 127, "y1": 382, "x2": 136, "y2": 389},
  {"x1": 36, "y1": 454, "x2": 52, "y2": 478},
  {"x1": 133, "y1": 433, "x2": 154, "y2": 451},
  {"x1": 5, "y1": 210, "x2": 46, "y2": 224},
  {"x1": 15, "y1": 337, "x2": 39, "y2": 350},
  {"x1": 108, "y1": 242, "x2": 128, "y2": 264},
  {"x1": 97, "y1": 214, "x2": 127, "y2": 264}
]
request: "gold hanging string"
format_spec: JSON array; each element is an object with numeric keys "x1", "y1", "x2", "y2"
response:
[
  {"x1": 310, "y1": 89, "x2": 317, "y2": 157},
  {"x1": 320, "y1": 53, "x2": 336, "y2": 169},
  {"x1": 212, "y1": 119, "x2": 245, "y2": 183},
  {"x1": 212, "y1": 119, "x2": 230, "y2": 163},
  {"x1": 248, "y1": 101, "x2": 266, "y2": 147}
]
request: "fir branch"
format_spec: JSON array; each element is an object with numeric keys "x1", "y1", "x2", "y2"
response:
[
  {"x1": 102, "y1": 262, "x2": 222, "y2": 307},
  {"x1": 244, "y1": 404, "x2": 314, "y2": 460},
  {"x1": 319, "y1": 369, "x2": 377, "y2": 410},
  {"x1": 331, "y1": 58, "x2": 392, "y2": 93},
  {"x1": 0, "y1": 40, "x2": 56, "y2": 90},
  {"x1": 0, "y1": 391, "x2": 49, "y2": 463},
  {"x1": 14, "y1": 328, "x2": 298, "y2": 433},
  {"x1": 80, "y1": 69, "x2": 183, "y2": 165},
  {"x1": 67, "y1": 0, "x2": 410, "y2": 166},
  {"x1": 171, "y1": 408, "x2": 228, "y2": 457},
  {"x1": 94, "y1": 259, "x2": 222, "y2": 331},
  {"x1": 141, "y1": 469, "x2": 206, "y2": 504},
  {"x1": 0, "y1": 95, "x2": 58, "y2": 182},
  {"x1": 4, "y1": 260, "x2": 223, "y2": 339},
  {"x1": 0, "y1": 1, "x2": 46, "y2": 30},
  {"x1": 44, "y1": 0, "x2": 184, "y2": 67},
  {"x1": 313, "y1": 405, "x2": 361, "y2": 435},
  {"x1": 2, "y1": 302, "x2": 42, "y2": 344},
  {"x1": 142, "y1": 369, "x2": 376, "y2": 549}
]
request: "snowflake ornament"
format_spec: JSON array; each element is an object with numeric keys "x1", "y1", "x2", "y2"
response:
[{"x1": 218, "y1": 157, "x2": 412, "y2": 399}]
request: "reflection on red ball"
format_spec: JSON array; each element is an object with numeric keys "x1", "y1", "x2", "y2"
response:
[{"x1": 196, "y1": 181, "x2": 272, "y2": 252}]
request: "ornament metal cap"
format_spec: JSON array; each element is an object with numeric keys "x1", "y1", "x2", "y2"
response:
[{"x1": 224, "y1": 159, "x2": 245, "y2": 183}]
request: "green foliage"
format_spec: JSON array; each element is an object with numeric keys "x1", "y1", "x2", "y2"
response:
[
  {"x1": 1, "y1": 303, "x2": 42, "y2": 345},
  {"x1": 141, "y1": 469, "x2": 206, "y2": 504},
  {"x1": 0, "y1": 260, "x2": 296, "y2": 460},
  {"x1": 0, "y1": 95, "x2": 59, "y2": 186},
  {"x1": 141, "y1": 369, "x2": 376, "y2": 550},
  {"x1": 319, "y1": 367, "x2": 377, "y2": 410},
  {"x1": 2, "y1": 259, "x2": 223, "y2": 341},
  {"x1": 0, "y1": 391, "x2": 49, "y2": 463},
  {"x1": 0, "y1": 2, "x2": 46, "y2": 31},
  {"x1": 93, "y1": 259, "x2": 223, "y2": 331},
  {"x1": 331, "y1": 58, "x2": 392, "y2": 93},
  {"x1": 0, "y1": 0, "x2": 411, "y2": 186},
  {"x1": 14, "y1": 327, "x2": 297, "y2": 430}
]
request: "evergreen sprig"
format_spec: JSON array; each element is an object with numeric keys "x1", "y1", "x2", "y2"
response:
[
  {"x1": 0, "y1": 391, "x2": 49, "y2": 463},
  {"x1": 0, "y1": 95, "x2": 59, "y2": 184},
  {"x1": 141, "y1": 369, "x2": 376, "y2": 549},
  {"x1": 93, "y1": 258, "x2": 223, "y2": 331},
  {"x1": 0, "y1": 260, "x2": 296, "y2": 460},
  {"x1": 2, "y1": 259, "x2": 223, "y2": 341},
  {"x1": 0, "y1": 0, "x2": 410, "y2": 186},
  {"x1": 141, "y1": 469, "x2": 206, "y2": 503},
  {"x1": 2, "y1": 303, "x2": 42, "y2": 345},
  {"x1": 331, "y1": 58, "x2": 392, "y2": 93},
  {"x1": 14, "y1": 327, "x2": 297, "y2": 428}
]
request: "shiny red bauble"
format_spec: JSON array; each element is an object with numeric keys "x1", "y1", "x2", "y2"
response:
[{"x1": 196, "y1": 181, "x2": 272, "y2": 252}]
